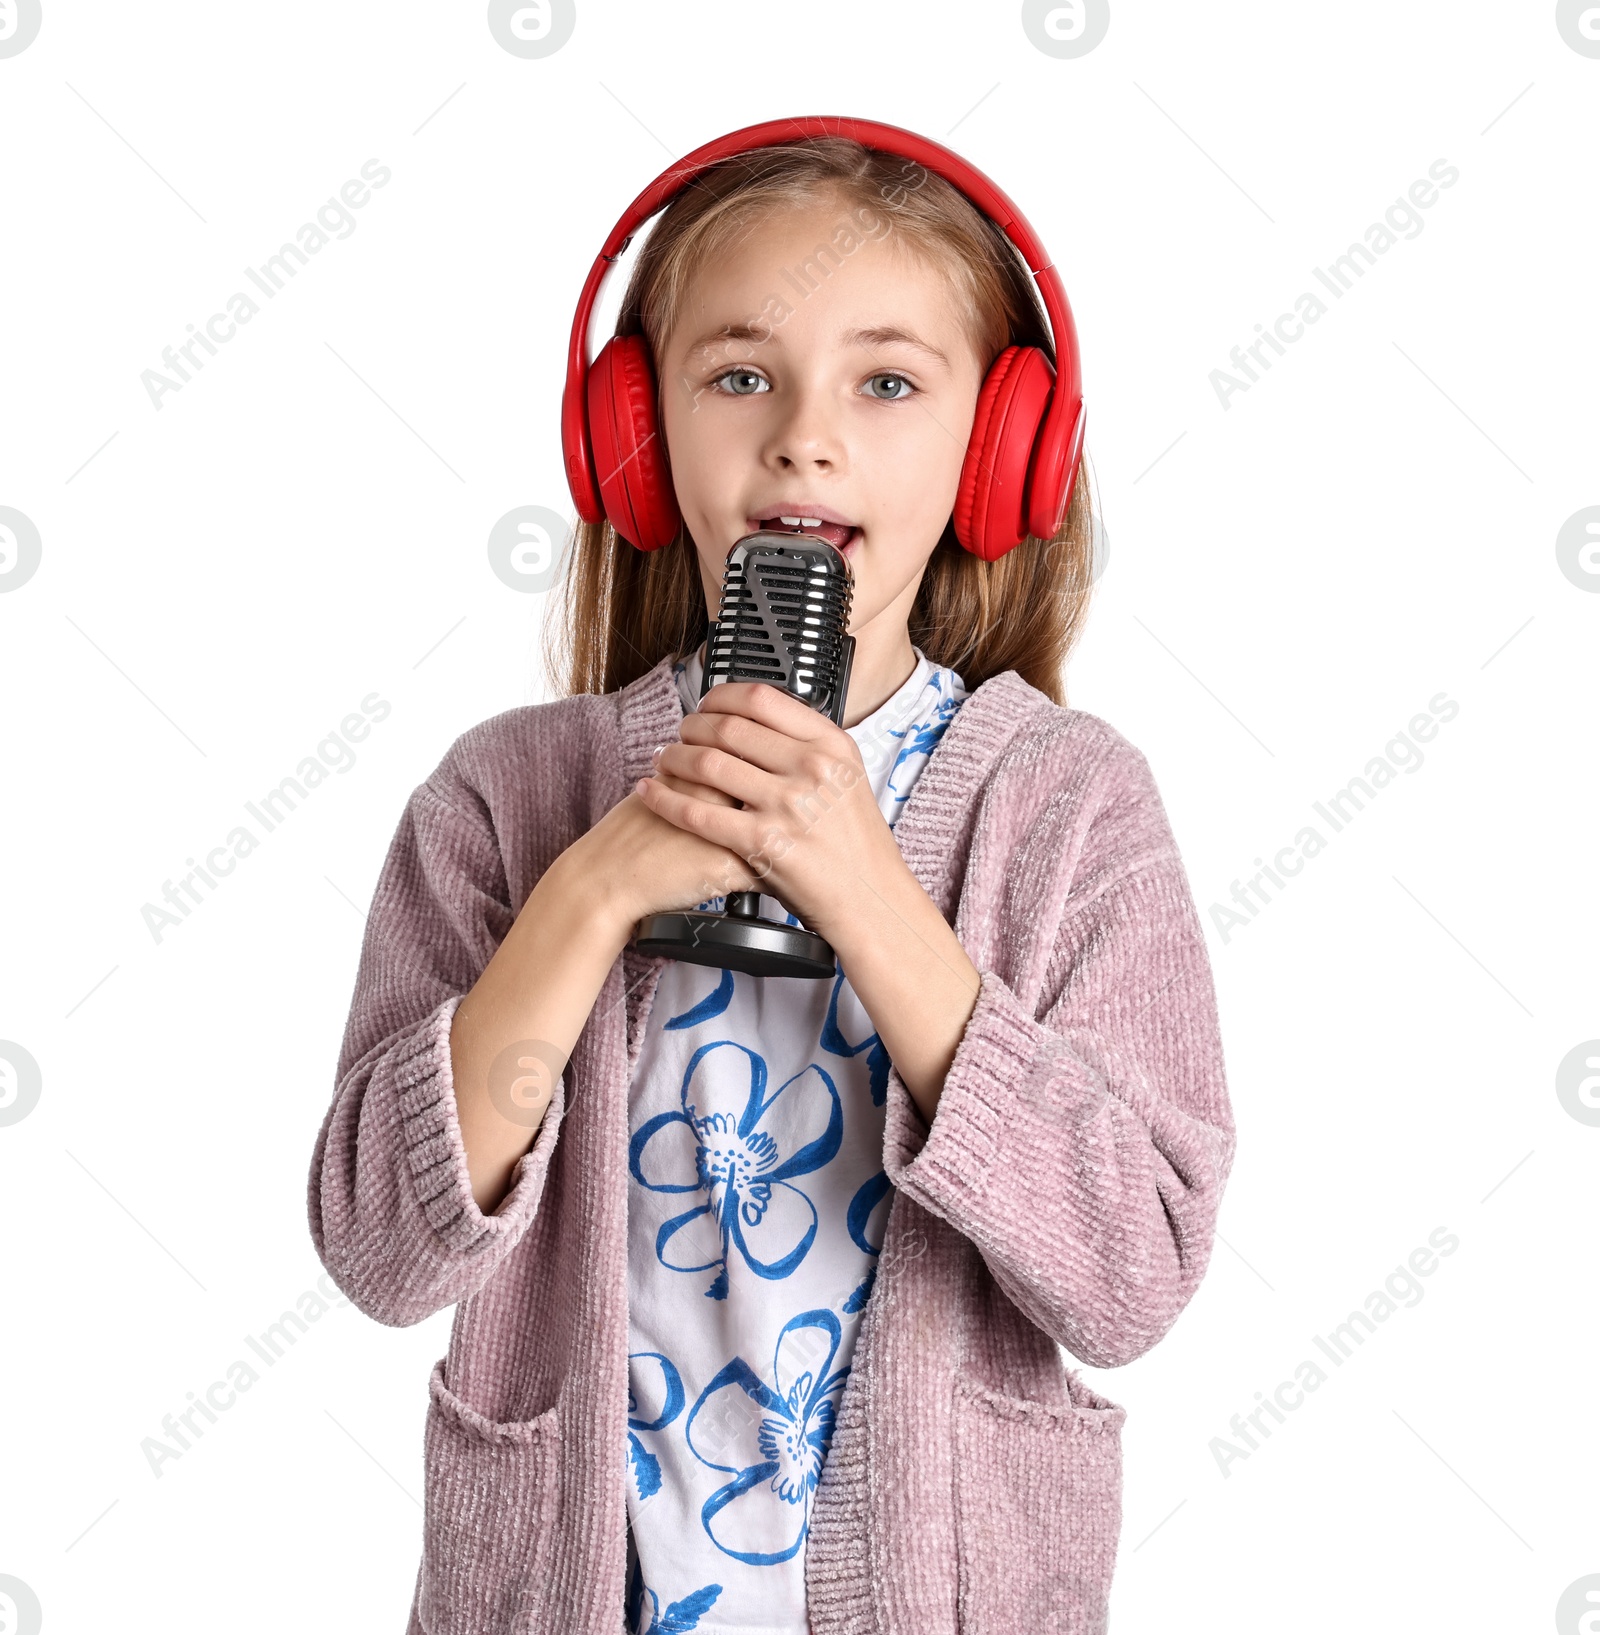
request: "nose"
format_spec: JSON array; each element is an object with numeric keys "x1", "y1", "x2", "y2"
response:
[{"x1": 764, "y1": 375, "x2": 846, "y2": 475}]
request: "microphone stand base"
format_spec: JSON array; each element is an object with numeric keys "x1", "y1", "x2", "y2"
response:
[{"x1": 634, "y1": 910, "x2": 838, "y2": 979}]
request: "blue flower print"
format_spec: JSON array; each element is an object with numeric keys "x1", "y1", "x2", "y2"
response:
[
  {"x1": 626, "y1": 1351, "x2": 685, "y2": 1501},
  {"x1": 881, "y1": 677, "x2": 966, "y2": 819},
  {"x1": 663, "y1": 967, "x2": 735, "y2": 1030},
  {"x1": 819, "y1": 969, "x2": 889, "y2": 1106},
  {"x1": 684, "y1": 1308, "x2": 851, "y2": 1565},
  {"x1": 629, "y1": 1040, "x2": 843, "y2": 1299},
  {"x1": 625, "y1": 1553, "x2": 723, "y2": 1634},
  {"x1": 841, "y1": 1169, "x2": 892, "y2": 1314}
]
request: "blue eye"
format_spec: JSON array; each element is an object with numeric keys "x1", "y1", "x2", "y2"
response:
[
  {"x1": 864, "y1": 372, "x2": 914, "y2": 400},
  {"x1": 712, "y1": 368, "x2": 768, "y2": 396}
]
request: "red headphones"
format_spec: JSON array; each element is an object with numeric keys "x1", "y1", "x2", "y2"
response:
[{"x1": 561, "y1": 116, "x2": 1086, "y2": 564}]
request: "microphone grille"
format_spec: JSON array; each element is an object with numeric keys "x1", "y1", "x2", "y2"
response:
[{"x1": 704, "y1": 537, "x2": 854, "y2": 723}]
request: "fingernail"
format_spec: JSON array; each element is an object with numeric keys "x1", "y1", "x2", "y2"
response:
[{"x1": 651, "y1": 744, "x2": 664, "y2": 761}]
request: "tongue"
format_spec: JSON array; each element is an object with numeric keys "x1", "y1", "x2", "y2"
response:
[{"x1": 766, "y1": 520, "x2": 854, "y2": 549}]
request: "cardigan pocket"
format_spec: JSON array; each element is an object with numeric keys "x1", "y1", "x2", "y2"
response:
[
  {"x1": 951, "y1": 1372, "x2": 1125, "y2": 1635},
  {"x1": 419, "y1": 1360, "x2": 562, "y2": 1635}
]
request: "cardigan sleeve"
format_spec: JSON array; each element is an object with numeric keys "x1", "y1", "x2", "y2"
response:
[
  {"x1": 307, "y1": 768, "x2": 570, "y2": 1328},
  {"x1": 879, "y1": 746, "x2": 1235, "y2": 1370}
]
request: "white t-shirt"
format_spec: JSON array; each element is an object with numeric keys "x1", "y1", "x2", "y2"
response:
[{"x1": 623, "y1": 645, "x2": 969, "y2": 1635}]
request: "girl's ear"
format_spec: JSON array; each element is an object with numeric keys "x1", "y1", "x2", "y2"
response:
[{"x1": 588, "y1": 333, "x2": 681, "y2": 552}]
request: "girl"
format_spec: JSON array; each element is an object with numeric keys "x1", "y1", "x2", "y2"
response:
[{"x1": 310, "y1": 124, "x2": 1234, "y2": 1635}]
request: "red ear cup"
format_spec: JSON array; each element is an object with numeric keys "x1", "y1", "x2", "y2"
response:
[
  {"x1": 1026, "y1": 396, "x2": 1086, "y2": 544},
  {"x1": 586, "y1": 333, "x2": 681, "y2": 552},
  {"x1": 953, "y1": 344, "x2": 1056, "y2": 562}
]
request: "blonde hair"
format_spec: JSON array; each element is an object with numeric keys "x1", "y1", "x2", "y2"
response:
[{"x1": 543, "y1": 136, "x2": 1096, "y2": 705}]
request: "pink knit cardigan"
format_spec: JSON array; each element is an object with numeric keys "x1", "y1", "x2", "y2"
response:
[{"x1": 308, "y1": 651, "x2": 1235, "y2": 1635}]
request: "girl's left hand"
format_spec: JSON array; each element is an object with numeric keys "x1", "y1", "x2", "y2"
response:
[{"x1": 637, "y1": 681, "x2": 904, "y2": 936}]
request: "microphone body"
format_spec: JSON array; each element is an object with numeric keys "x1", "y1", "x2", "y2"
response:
[{"x1": 634, "y1": 531, "x2": 856, "y2": 978}]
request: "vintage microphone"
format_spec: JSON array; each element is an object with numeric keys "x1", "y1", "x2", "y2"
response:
[{"x1": 633, "y1": 530, "x2": 855, "y2": 978}]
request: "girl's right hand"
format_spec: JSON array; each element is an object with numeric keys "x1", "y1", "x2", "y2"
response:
[{"x1": 567, "y1": 764, "x2": 766, "y2": 936}]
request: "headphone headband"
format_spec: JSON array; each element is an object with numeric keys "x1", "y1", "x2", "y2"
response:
[{"x1": 562, "y1": 116, "x2": 1085, "y2": 542}]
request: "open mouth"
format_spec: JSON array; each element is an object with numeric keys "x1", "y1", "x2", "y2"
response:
[{"x1": 746, "y1": 510, "x2": 861, "y2": 555}]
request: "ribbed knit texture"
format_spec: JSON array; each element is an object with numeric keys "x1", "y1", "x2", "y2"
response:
[{"x1": 308, "y1": 653, "x2": 1235, "y2": 1635}]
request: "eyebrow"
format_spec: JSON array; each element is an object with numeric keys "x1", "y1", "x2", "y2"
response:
[
  {"x1": 682, "y1": 321, "x2": 951, "y2": 369},
  {"x1": 684, "y1": 323, "x2": 772, "y2": 358},
  {"x1": 841, "y1": 325, "x2": 950, "y2": 368}
]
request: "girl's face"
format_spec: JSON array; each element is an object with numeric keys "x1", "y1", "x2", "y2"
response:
[{"x1": 658, "y1": 193, "x2": 987, "y2": 639}]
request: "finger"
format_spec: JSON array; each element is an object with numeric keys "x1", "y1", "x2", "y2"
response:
[
  {"x1": 638, "y1": 775, "x2": 756, "y2": 851},
  {"x1": 679, "y1": 706, "x2": 832, "y2": 779},
  {"x1": 650, "y1": 741, "x2": 744, "y2": 805},
  {"x1": 656, "y1": 740, "x2": 772, "y2": 807},
  {"x1": 698, "y1": 681, "x2": 836, "y2": 742},
  {"x1": 654, "y1": 767, "x2": 742, "y2": 808}
]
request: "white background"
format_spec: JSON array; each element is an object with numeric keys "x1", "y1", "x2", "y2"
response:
[{"x1": 1, "y1": 2, "x2": 1596, "y2": 1631}]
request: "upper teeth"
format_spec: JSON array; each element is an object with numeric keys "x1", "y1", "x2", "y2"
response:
[{"x1": 779, "y1": 516, "x2": 824, "y2": 528}]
